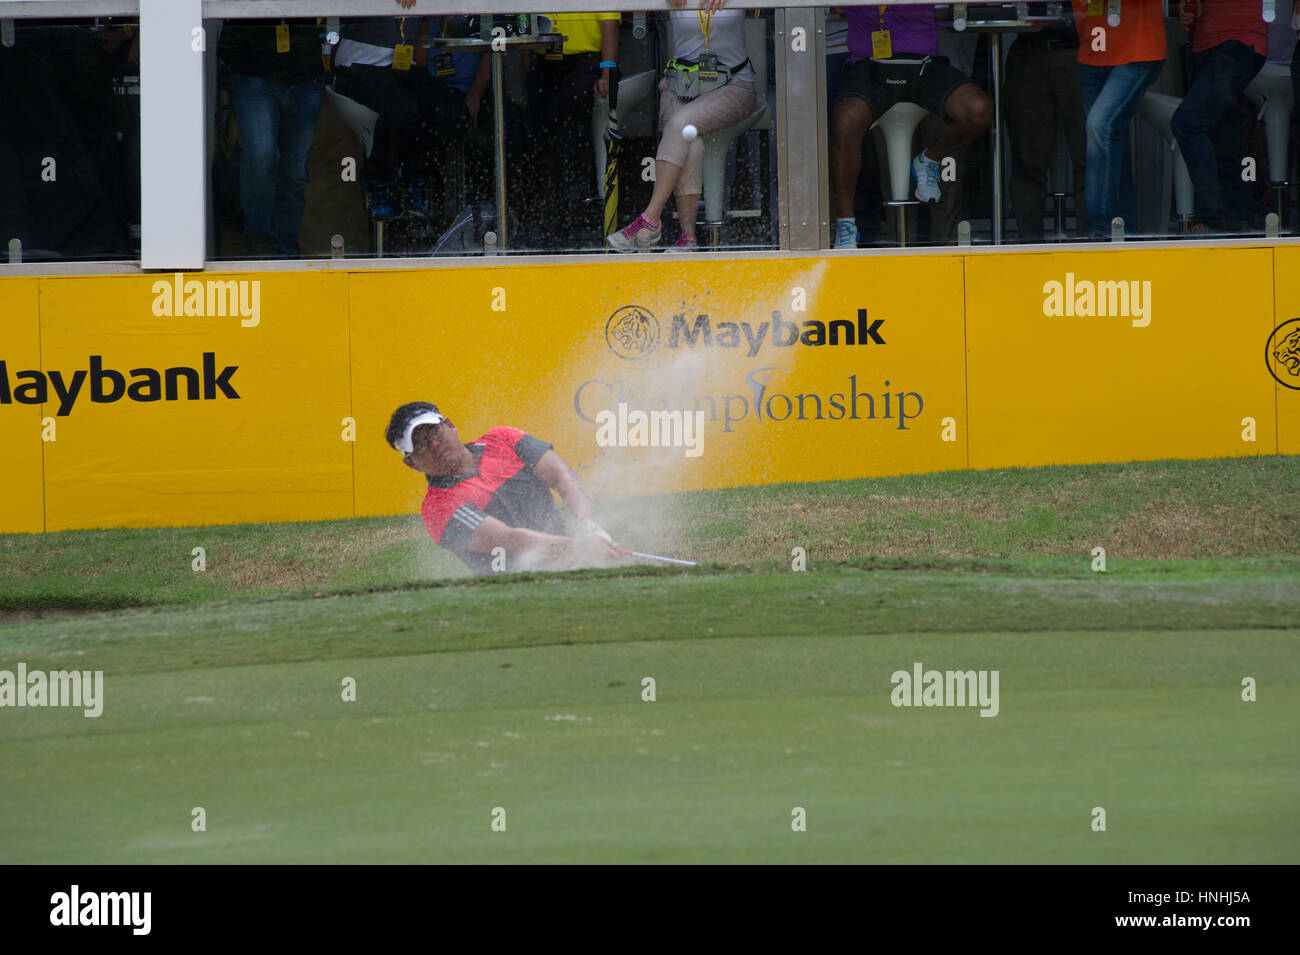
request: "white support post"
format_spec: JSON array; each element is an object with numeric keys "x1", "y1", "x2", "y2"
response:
[{"x1": 140, "y1": 0, "x2": 205, "y2": 269}]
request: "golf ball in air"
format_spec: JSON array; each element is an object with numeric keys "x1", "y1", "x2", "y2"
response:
[{"x1": 682, "y1": 124, "x2": 698, "y2": 141}]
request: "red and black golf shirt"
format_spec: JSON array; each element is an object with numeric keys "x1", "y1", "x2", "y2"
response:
[{"x1": 421, "y1": 427, "x2": 566, "y2": 574}]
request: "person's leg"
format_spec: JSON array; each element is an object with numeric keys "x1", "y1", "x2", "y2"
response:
[
  {"x1": 555, "y1": 54, "x2": 600, "y2": 235},
  {"x1": 1109, "y1": 60, "x2": 1165, "y2": 231},
  {"x1": 926, "y1": 81, "x2": 992, "y2": 161},
  {"x1": 1172, "y1": 44, "x2": 1257, "y2": 230},
  {"x1": 831, "y1": 97, "x2": 874, "y2": 219},
  {"x1": 230, "y1": 73, "x2": 279, "y2": 242},
  {"x1": 1215, "y1": 45, "x2": 1265, "y2": 229},
  {"x1": 1081, "y1": 61, "x2": 1161, "y2": 235},
  {"x1": 270, "y1": 76, "x2": 324, "y2": 255},
  {"x1": 1004, "y1": 40, "x2": 1055, "y2": 242},
  {"x1": 662, "y1": 80, "x2": 756, "y2": 238},
  {"x1": 829, "y1": 59, "x2": 878, "y2": 223},
  {"x1": 330, "y1": 64, "x2": 403, "y2": 182}
]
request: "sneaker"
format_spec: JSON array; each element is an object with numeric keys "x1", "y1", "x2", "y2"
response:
[
  {"x1": 607, "y1": 213, "x2": 662, "y2": 251},
  {"x1": 665, "y1": 235, "x2": 698, "y2": 252},
  {"x1": 833, "y1": 218, "x2": 859, "y2": 250},
  {"x1": 911, "y1": 150, "x2": 942, "y2": 203},
  {"x1": 362, "y1": 178, "x2": 398, "y2": 220}
]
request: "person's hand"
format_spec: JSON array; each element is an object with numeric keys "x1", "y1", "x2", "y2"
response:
[
  {"x1": 1178, "y1": 0, "x2": 1198, "y2": 30},
  {"x1": 465, "y1": 89, "x2": 482, "y2": 126},
  {"x1": 395, "y1": 0, "x2": 417, "y2": 9},
  {"x1": 594, "y1": 72, "x2": 610, "y2": 98},
  {"x1": 672, "y1": 0, "x2": 727, "y2": 11}
]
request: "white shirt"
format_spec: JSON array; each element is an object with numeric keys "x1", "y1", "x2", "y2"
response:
[
  {"x1": 335, "y1": 38, "x2": 394, "y2": 69},
  {"x1": 669, "y1": 9, "x2": 754, "y2": 84}
]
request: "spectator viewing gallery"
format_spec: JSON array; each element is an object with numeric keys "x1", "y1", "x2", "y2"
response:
[{"x1": 3, "y1": 1, "x2": 1299, "y2": 262}]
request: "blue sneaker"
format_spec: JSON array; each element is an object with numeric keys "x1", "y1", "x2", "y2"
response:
[
  {"x1": 911, "y1": 151, "x2": 942, "y2": 203},
  {"x1": 833, "y1": 218, "x2": 859, "y2": 249},
  {"x1": 362, "y1": 178, "x2": 397, "y2": 220}
]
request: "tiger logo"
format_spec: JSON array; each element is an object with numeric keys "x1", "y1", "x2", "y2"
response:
[
  {"x1": 605, "y1": 306, "x2": 659, "y2": 360},
  {"x1": 1266, "y1": 319, "x2": 1300, "y2": 390}
]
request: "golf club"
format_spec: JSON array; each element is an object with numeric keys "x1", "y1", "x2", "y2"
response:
[{"x1": 629, "y1": 551, "x2": 697, "y2": 566}]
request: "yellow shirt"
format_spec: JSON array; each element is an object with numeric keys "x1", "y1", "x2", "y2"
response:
[{"x1": 548, "y1": 12, "x2": 619, "y2": 55}]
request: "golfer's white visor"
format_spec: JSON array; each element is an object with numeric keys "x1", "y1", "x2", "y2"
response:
[{"x1": 394, "y1": 411, "x2": 444, "y2": 454}]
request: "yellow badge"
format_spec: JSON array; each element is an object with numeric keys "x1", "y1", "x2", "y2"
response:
[
  {"x1": 392, "y1": 44, "x2": 415, "y2": 71},
  {"x1": 871, "y1": 30, "x2": 892, "y2": 60},
  {"x1": 275, "y1": 23, "x2": 290, "y2": 53}
]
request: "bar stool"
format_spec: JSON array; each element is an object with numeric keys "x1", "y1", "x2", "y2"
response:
[
  {"x1": 1047, "y1": 123, "x2": 1075, "y2": 241},
  {"x1": 871, "y1": 101, "x2": 930, "y2": 246},
  {"x1": 699, "y1": 17, "x2": 771, "y2": 247},
  {"x1": 1139, "y1": 90, "x2": 1195, "y2": 233},
  {"x1": 1244, "y1": 61, "x2": 1294, "y2": 226}
]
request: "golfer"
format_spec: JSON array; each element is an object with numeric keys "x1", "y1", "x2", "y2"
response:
[{"x1": 386, "y1": 401, "x2": 625, "y2": 573}]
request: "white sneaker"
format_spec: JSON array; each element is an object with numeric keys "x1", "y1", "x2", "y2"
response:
[
  {"x1": 911, "y1": 151, "x2": 942, "y2": 203},
  {"x1": 833, "y1": 218, "x2": 859, "y2": 249}
]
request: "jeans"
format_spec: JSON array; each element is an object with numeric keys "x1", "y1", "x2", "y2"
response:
[
  {"x1": 231, "y1": 73, "x2": 324, "y2": 254},
  {"x1": 1078, "y1": 59, "x2": 1164, "y2": 236},
  {"x1": 1171, "y1": 41, "x2": 1264, "y2": 229}
]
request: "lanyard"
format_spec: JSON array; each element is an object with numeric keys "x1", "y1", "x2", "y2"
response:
[
  {"x1": 879, "y1": 5, "x2": 888, "y2": 30},
  {"x1": 698, "y1": 10, "x2": 712, "y2": 49},
  {"x1": 398, "y1": 16, "x2": 407, "y2": 44}
]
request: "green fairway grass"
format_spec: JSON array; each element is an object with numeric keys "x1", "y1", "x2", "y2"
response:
[{"x1": 1, "y1": 456, "x2": 1297, "y2": 863}]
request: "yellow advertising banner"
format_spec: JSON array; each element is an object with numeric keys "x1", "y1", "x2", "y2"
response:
[
  {"x1": 1270, "y1": 246, "x2": 1300, "y2": 455},
  {"x1": 1, "y1": 244, "x2": 1294, "y2": 535},
  {"x1": 350, "y1": 255, "x2": 968, "y2": 517},
  {"x1": 0, "y1": 278, "x2": 44, "y2": 534},
  {"x1": 965, "y1": 247, "x2": 1277, "y2": 469},
  {"x1": 33, "y1": 271, "x2": 353, "y2": 531}
]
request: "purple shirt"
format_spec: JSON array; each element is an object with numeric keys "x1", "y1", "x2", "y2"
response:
[{"x1": 846, "y1": 4, "x2": 939, "y2": 62}]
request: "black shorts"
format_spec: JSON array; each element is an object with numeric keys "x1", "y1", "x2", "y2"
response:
[{"x1": 834, "y1": 54, "x2": 972, "y2": 122}]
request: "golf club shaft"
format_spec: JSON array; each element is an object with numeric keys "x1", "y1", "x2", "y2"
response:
[{"x1": 630, "y1": 551, "x2": 697, "y2": 566}]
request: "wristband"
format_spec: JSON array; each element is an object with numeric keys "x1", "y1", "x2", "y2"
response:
[{"x1": 600, "y1": 60, "x2": 617, "y2": 69}]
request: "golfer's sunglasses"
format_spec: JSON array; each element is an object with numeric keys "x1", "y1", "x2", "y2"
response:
[{"x1": 399, "y1": 421, "x2": 442, "y2": 458}]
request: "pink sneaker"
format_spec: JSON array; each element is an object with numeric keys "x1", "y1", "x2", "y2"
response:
[
  {"x1": 606, "y1": 213, "x2": 662, "y2": 251},
  {"x1": 665, "y1": 235, "x2": 698, "y2": 252}
]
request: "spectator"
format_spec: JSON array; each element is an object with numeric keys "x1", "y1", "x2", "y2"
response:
[
  {"x1": 218, "y1": 19, "x2": 325, "y2": 257},
  {"x1": 525, "y1": 11, "x2": 620, "y2": 247},
  {"x1": 332, "y1": 16, "x2": 472, "y2": 221},
  {"x1": 1074, "y1": 0, "x2": 1167, "y2": 237},
  {"x1": 829, "y1": 3, "x2": 991, "y2": 249},
  {"x1": 826, "y1": 6, "x2": 883, "y2": 246},
  {"x1": 606, "y1": 0, "x2": 755, "y2": 251},
  {"x1": 1004, "y1": 2, "x2": 1087, "y2": 241},
  {"x1": 1171, "y1": 0, "x2": 1266, "y2": 234}
]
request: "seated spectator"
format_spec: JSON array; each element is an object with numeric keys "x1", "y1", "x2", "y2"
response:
[
  {"x1": 332, "y1": 15, "x2": 474, "y2": 220},
  {"x1": 525, "y1": 11, "x2": 620, "y2": 248},
  {"x1": 1171, "y1": 0, "x2": 1266, "y2": 234},
  {"x1": 1074, "y1": 0, "x2": 1167, "y2": 237},
  {"x1": 606, "y1": 0, "x2": 756, "y2": 251},
  {"x1": 1004, "y1": 2, "x2": 1087, "y2": 241},
  {"x1": 218, "y1": 19, "x2": 325, "y2": 256},
  {"x1": 828, "y1": 2, "x2": 992, "y2": 249}
]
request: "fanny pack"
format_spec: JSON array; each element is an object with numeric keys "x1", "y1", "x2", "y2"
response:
[{"x1": 665, "y1": 56, "x2": 749, "y2": 101}]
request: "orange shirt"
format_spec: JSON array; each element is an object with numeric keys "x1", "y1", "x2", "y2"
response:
[{"x1": 1075, "y1": 0, "x2": 1168, "y2": 66}]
